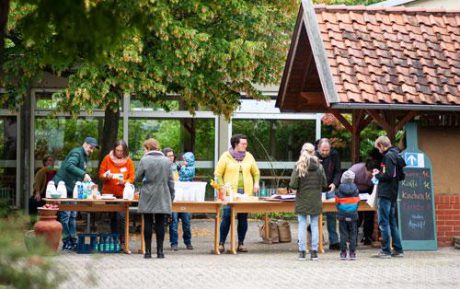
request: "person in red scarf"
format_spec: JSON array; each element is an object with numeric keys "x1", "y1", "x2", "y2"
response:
[{"x1": 99, "y1": 140, "x2": 135, "y2": 241}]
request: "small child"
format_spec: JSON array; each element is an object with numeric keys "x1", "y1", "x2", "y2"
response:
[
  {"x1": 170, "y1": 152, "x2": 196, "y2": 251},
  {"x1": 335, "y1": 170, "x2": 360, "y2": 260}
]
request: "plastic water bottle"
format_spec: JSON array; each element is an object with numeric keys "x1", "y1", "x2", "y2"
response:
[
  {"x1": 77, "y1": 183, "x2": 84, "y2": 199},
  {"x1": 99, "y1": 235, "x2": 105, "y2": 252},
  {"x1": 261, "y1": 181, "x2": 267, "y2": 197},
  {"x1": 115, "y1": 236, "x2": 120, "y2": 252},
  {"x1": 109, "y1": 236, "x2": 115, "y2": 252},
  {"x1": 105, "y1": 236, "x2": 111, "y2": 252}
]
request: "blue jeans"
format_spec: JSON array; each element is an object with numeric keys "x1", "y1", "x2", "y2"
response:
[
  {"x1": 110, "y1": 212, "x2": 126, "y2": 241},
  {"x1": 169, "y1": 212, "x2": 192, "y2": 246},
  {"x1": 220, "y1": 206, "x2": 248, "y2": 244},
  {"x1": 298, "y1": 214, "x2": 319, "y2": 251},
  {"x1": 378, "y1": 197, "x2": 403, "y2": 254},
  {"x1": 59, "y1": 202, "x2": 77, "y2": 242},
  {"x1": 326, "y1": 212, "x2": 339, "y2": 245}
]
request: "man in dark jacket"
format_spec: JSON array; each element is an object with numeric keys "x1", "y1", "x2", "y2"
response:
[
  {"x1": 54, "y1": 137, "x2": 98, "y2": 250},
  {"x1": 372, "y1": 136, "x2": 404, "y2": 258},
  {"x1": 315, "y1": 138, "x2": 341, "y2": 250}
]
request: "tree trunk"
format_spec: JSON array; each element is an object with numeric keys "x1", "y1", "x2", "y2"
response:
[
  {"x1": 0, "y1": 0, "x2": 10, "y2": 83},
  {"x1": 98, "y1": 102, "x2": 120, "y2": 181}
]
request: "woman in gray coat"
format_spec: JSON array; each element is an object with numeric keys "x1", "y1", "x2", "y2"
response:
[
  {"x1": 136, "y1": 138, "x2": 175, "y2": 259},
  {"x1": 290, "y1": 143, "x2": 327, "y2": 261}
]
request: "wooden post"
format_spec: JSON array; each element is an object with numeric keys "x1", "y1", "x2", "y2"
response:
[{"x1": 351, "y1": 110, "x2": 365, "y2": 163}]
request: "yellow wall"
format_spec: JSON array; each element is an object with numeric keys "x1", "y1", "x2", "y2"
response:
[{"x1": 419, "y1": 127, "x2": 460, "y2": 195}]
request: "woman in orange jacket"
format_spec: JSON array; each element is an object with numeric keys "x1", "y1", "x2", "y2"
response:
[{"x1": 99, "y1": 140, "x2": 135, "y2": 241}]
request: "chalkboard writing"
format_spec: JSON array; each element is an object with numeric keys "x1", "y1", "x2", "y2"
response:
[{"x1": 398, "y1": 168, "x2": 435, "y2": 241}]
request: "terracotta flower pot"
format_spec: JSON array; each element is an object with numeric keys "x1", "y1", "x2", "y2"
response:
[{"x1": 33, "y1": 208, "x2": 62, "y2": 252}]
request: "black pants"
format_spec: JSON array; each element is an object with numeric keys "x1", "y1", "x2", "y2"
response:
[
  {"x1": 143, "y1": 213, "x2": 167, "y2": 253},
  {"x1": 358, "y1": 211, "x2": 375, "y2": 241},
  {"x1": 339, "y1": 219, "x2": 358, "y2": 253},
  {"x1": 28, "y1": 196, "x2": 45, "y2": 215}
]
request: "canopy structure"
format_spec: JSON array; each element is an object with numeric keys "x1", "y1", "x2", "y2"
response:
[{"x1": 276, "y1": 0, "x2": 460, "y2": 161}]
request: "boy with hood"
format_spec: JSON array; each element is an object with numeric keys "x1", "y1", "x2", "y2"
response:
[
  {"x1": 169, "y1": 152, "x2": 195, "y2": 250},
  {"x1": 335, "y1": 170, "x2": 360, "y2": 260}
]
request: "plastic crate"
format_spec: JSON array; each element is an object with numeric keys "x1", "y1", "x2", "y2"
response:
[
  {"x1": 76, "y1": 233, "x2": 98, "y2": 254},
  {"x1": 77, "y1": 233, "x2": 121, "y2": 254}
]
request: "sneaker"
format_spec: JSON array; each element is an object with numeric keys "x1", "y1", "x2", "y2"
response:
[
  {"x1": 171, "y1": 245, "x2": 178, "y2": 251},
  {"x1": 310, "y1": 250, "x2": 319, "y2": 261},
  {"x1": 340, "y1": 251, "x2": 347, "y2": 260},
  {"x1": 218, "y1": 243, "x2": 225, "y2": 254},
  {"x1": 61, "y1": 240, "x2": 72, "y2": 251},
  {"x1": 186, "y1": 244, "x2": 194, "y2": 250},
  {"x1": 329, "y1": 243, "x2": 340, "y2": 251},
  {"x1": 374, "y1": 251, "x2": 391, "y2": 259},
  {"x1": 349, "y1": 251, "x2": 357, "y2": 261},
  {"x1": 298, "y1": 251, "x2": 307, "y2": 261},
  {"x1": 391, "y1": 251, "x2": 404, "y2": 258}
]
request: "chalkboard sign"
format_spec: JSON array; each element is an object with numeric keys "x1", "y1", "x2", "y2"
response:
[{"x1": 398, "y1": 167, "x2": 437, "y2": 249}]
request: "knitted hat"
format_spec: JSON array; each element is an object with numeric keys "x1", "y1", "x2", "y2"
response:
[{"x1": 341, "y1": 170, "x2": 355, "y2": 184}]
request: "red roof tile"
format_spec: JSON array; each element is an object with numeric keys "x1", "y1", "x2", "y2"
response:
[{"x1": 315, "y1": 5, "x2": 460, "y2": 106}]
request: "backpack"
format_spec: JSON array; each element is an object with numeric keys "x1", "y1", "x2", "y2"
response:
[{"x1": 395, "y1": 154, "x2": 406, "y2": 181}]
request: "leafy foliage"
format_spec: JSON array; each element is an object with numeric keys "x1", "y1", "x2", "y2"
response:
[
  {"x1": 0, "y1": 208, "x2": 65, "y2": 289},
  {"x1": 4, "y1": 0, "x2": 298, "y2": 118}
]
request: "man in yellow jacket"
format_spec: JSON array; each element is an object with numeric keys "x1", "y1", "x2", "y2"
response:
[{"x1": 215, "y1": 134, "x2": 260, "y2": 253}]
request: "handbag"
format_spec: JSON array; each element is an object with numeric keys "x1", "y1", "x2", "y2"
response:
[
  {"x1": 259, "y1": 220, "x2": 280, "y2": 243},
  {"x1": 277, "y1": 221, "x2": 292, "y2": 243},
  {"x1": 367, "y1": 185, "x2": 378, "y2": 209}
]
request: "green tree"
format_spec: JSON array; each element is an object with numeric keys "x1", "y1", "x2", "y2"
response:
[{"x1": 4, "y1": 0, "x2": 298, "y2": 164}]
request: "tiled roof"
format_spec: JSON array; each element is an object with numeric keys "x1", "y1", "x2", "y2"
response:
[{"x1": 315, "y1": 5, "x2": 460, "y2": 105}]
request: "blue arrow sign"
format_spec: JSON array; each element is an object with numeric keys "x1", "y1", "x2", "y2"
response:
[
  {"x1": 405, "y1": 152, "x2": 424, "y2": 168},
  {"x1": 406, "y1": 154, "x2": 417, "y2": 166}
]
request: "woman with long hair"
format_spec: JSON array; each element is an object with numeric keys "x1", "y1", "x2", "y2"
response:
[
  {"x1": 290, "y1": 143, "x2": 327, "y2": 261},
  {"x1": 99, "y1": 140, "x2": 135, "y2": 242}
]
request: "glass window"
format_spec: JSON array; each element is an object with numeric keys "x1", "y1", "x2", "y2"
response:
[
  {"x1": 129, "y1": 96, "x2": 179, "y2": 111},
  {"x1": 128, "y1": 118, "x2": 215, "y2": 162},
  {"x1": 232, "y1": 119, "x2": 317, "y2": 162},
  {"x1": 0, "y1": 117, "x2": 17, "y2": 206},
  {"x1": 34, "y1": 117, "x2": 123, "y2": 176}
]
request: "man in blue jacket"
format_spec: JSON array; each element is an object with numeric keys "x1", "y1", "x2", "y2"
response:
[
  {"x1": 372, "y1": 136, "x2": 404, "y2": 258},
  {"x1": 54, "y1": 137, "x2": 98, "y2": 250}
]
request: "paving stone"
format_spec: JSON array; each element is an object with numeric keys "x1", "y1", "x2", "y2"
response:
[{"x1": 54, "y1": 220, "x2": 460, "y2": 289}]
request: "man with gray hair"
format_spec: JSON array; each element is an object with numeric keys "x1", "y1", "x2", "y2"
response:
[
  {"x1": 372, "y1": 135, "x2": 404, "y2": 258},
  {"x1": 315, "y1": 138, "x2": 341, "y2": 250}
]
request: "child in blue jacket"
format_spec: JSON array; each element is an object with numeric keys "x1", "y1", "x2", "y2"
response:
[
  {"x1": 335, "y1": 170, "x2": 360, "y2": 260},
  {"x1": 170, "y1": 152, "x2": 195, "y2": 251}
]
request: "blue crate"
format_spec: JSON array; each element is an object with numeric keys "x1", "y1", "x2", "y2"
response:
[
  {"x1": 76, "y1": 233, "x2": 98, "y2": 254},
  {"x1": 77, "y1": 233, "x2": 121, "y2": 254}
]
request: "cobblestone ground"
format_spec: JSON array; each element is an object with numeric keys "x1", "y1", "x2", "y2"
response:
[{"x1": 55, "y1": 220, "x2": 460, "y2": 289}]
